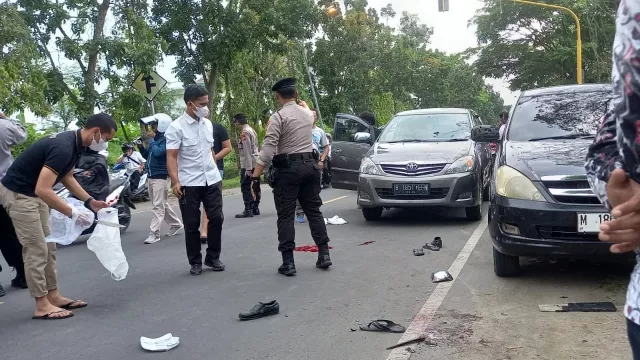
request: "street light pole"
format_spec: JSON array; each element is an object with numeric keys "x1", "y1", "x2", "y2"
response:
[
  {"x1": 512, "y1": 0, "x2": 583, "y2": 84},
  {"x1": 302, "y1": 45, "x2": 324, "y2": 129}
]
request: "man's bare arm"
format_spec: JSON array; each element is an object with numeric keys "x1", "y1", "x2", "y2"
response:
[
  {"x1": 166, "y1": 149, "x2": 182, "y2": 196},
  {"x1": 215, "y1": 139, "x2": 232, "y2": 161},
  {"x1": 35, "y1": 168, "x2": 75, "y2": 217},
  {"x1": 61, "y1": 172, "x2": 92, "y2": 202}
]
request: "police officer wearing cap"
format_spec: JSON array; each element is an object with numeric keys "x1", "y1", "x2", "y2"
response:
[{"x1": 250, "y1": 77, "x2": 332, "y2": 276}]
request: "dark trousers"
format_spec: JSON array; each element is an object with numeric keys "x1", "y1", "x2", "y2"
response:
[
  {"x1": 0, "y1": 205, "x2": 24, "y2": 274},
  {"x1": 322, "y1": 159, "x2": 332, "y2": 185},
  {"x1": 273, "y1": 159, "x2": 330, "y2": 253},
  {"x1": 629, "y1": 319, "x2": 640, "y2": 359},
  {"x1": 240, "y1": 168, "x2": 261, "y2": 208},
  {"x1": 178, "y1": 184, "x2": 223, "y2": 265}
]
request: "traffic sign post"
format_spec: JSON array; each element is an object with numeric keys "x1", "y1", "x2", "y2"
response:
[{"x1": 132, "y1": 71, "x2": 167, "y2": 145}]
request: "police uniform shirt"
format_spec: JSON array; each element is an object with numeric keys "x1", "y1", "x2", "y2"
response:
[
  {"x1": 238, "y1": 125, "x2": 259, "y2": 170},
  {"x1": 165, "y1": 112, "x2": 222, "y2": 187},
  {"x1": 1, "y1": 130, "x2": 84, "y2": 197},
  {"x1": 257, "y1": 101, "x2": 314, "y2": 166}
]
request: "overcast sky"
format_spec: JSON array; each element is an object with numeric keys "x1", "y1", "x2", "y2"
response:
[{"x1": 155, "y1": 0, "x2": 519, "y2": 106}]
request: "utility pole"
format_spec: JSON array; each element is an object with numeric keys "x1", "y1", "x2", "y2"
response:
[{"x1": 303, "y1": 46, "x2": 324, "y2": 130}]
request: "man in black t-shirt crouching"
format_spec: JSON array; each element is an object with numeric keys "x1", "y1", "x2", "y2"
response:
[{"x1": 0, "y1": 113, "x2": 115, "y2": 320}]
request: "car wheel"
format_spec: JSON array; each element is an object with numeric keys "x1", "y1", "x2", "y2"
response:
[
  {"x1": 493, "y1": 247, "x2": 521, "y2": 277},
  {"x1": 362, "y1": 207, "x2": 383, "y2": 221},
  {"x1": 465, "y1": 204, "x2": 482, "y2": 221}
]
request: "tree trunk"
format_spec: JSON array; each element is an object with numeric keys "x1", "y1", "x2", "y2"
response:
[{"x1": 224, "y1": 75, "x2": 241, "y2": 174}]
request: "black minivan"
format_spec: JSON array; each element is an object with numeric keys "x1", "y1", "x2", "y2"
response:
[{"x1": 471, "y1": 84, "x2": 626, "y2": 277}]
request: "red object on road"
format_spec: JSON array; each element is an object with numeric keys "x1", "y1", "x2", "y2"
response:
[
  {"x1": 357, "y1": 241, "x2": 376, "y2": 246},
  {"x1": 294, "y1": 245, "x2": 334, "y2": 252}
]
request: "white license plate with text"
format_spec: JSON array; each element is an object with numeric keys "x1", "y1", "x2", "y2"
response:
[{"x1": 577, "y1": 213, "x2": 613, "y2": 233}]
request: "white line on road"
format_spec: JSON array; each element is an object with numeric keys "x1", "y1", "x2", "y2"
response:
[
  {"x1": 385, "y1": 216, "x2": 489, "y2": 360},
  {"x1": 324, "y1": 195, "x2": 347, "y2": 204}
]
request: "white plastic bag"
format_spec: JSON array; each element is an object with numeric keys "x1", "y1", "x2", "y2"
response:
[
  {"x1": 46, "y1": 198, "x2": 95, "y2": 245},
  {"x1": 87, "y1": 208, "x2": 129, "y2": 281}
]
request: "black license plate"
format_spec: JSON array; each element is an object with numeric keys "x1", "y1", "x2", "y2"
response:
[{"x1": 393, "y1": 183, "x2": 430, "y2": 195}]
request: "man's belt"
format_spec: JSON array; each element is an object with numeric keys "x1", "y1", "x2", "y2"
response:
[{"x1": 287, "y1": 152, "x2": 314, "y2": 161}]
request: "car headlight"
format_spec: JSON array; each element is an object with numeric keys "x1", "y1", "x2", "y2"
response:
[
  {"x1": 496, "y1": 165, "x2": 545, "y2": 202},
  {"x1": 445, "y1": 155, "x2": 474, "y2": 174},
  {"x1": 359, "y1": 157, "x2": 381, "y2": 175}
]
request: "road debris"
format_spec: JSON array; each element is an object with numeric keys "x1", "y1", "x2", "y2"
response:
[
  {"x1": 431, "y1": 270, "x2": 453, "y2": 283},
  {"x1": 386, "y1": 336, "x2": 426, "y2": 350},
  {"x1": 294, "y1": 245, "x2": 334, "y2": 252},
  {"x1": 350, "y1": 327, "x2": 357, "y2": 331},
  {"x1": 324, "y1": 215, "x2": 347, "y2": 225},
  {"x1": 140, "y1": 333, "x2": 179, "y2": 352},
  {"x1": 413, "y1": 248, "x2": 425, "y2": 256},
  {"x1": 357, "y1": 241, "x2": 375, "y2": 246},
  {"x1": 360, "y1": 319, "x2": 406, "y2": 333},
  {"x1": 538, "y1": 302, "x2": 617, "y2": 312},
  {"x1": 423, "y1": 237, "x2": 442, "y2": 251}
]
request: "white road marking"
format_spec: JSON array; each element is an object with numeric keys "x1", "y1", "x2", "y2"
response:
[
  {"x1": 324, "y1": 195, "x2": 347, "y2": 204},
  {"x1": 385, "y1": 215, "x2": 489, "y2": 360}
]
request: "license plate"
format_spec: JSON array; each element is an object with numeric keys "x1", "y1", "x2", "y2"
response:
[
  {"x1": 577, "y1": 213, "x2": 613, "y2": 233},
  {"x1": 393, "y1": 183, "x2": 430, "y2": 195}
]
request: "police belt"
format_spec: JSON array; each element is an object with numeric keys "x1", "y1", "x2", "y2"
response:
[{"x1": 272, "y1": 152, "x2": 316, "y2": 169}]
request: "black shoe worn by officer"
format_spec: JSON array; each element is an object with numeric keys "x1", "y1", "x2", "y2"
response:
[
  {"x1": 249, "y1": 77, "x2": 332, "y2": 275},
  {"x1": 233, "y1": 114, "x2": 261, "y2": 219}
]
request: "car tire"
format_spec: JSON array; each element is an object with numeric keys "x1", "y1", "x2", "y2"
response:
[
  {"x1": 465, "y1": 204, "x2": 482, "y2": 221},
  {"x1": 493, "y1": 247, "x2": 521, "y2": 277},
  {"x1": 362, "y1": 207, "x2": 383, "y2": 221}
]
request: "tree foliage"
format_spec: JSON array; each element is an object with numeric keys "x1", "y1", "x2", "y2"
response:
[{"x1": 472, "y1": 0, "x2": 617, "y2": 91}]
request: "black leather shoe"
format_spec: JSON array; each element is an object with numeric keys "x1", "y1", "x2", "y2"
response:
[
  {"x1": 238, "y1": 300, "x2": 279, "y2": 321},
  {"x1": 190, "y1": 264, "x2": 203, "y2": 275},
  {"x1": 252, "y1": 207, "x2": 260, "y2": 216},
  {"x1": 277, "y1": 263, "x2": 297, "y2": 276},
  {"x1": 204, "y1": 258, "x2": 225, "y2": 271},
  {"x1": 316, "y1": 254, "x2": 332, "y2": 269},
  {"x1": 0, "y1": 283, "x2": 6, "y2": 297},
  {"x1": 235, "y1": 210, "x2": 254, "y2": 218},
  {"x1": 11, "y1": 273, "x2": 28, "y2": 289}
]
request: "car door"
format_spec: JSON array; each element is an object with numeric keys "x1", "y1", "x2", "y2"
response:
[{"x1": 331, "y1": 113, "x2": 374, "y2": 190}]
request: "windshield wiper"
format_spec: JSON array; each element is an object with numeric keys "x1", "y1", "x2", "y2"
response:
[
  {"x1": 445, "y1": 138, "x2": 470, "y2": 142},
  {"x1": 386, "y1": 139, "x2": 428, "y2": 143},
  {"x1": 528, "y1": 134, "x2": 595, "y2": 141}
]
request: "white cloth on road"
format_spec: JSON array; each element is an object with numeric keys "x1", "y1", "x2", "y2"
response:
[
  {"x1": 324, "y1": 215, "x2": 347, "y2": 225},
  {"x1": 140, "y1": 333, "x2": 180, "y2": 352}
]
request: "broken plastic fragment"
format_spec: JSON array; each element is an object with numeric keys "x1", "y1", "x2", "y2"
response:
[
  {"x1": 140, "y1": 333, "x2": 180, "y2": 352},
  {"x1": 431, "y1": 270, "x2": 453, "y2": 283}
]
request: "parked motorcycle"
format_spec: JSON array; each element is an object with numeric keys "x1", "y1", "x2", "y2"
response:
[{"x1": 53, "y1": 169, "x2": 135, "y2": 235}]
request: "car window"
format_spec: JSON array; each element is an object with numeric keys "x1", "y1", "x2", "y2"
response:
[
  {"x1": 508, "y1": 90, "x2": 612, "y2": 141},
  {"x1": 334, "y1": 116, "x2": 369, "y2": 142},
  {"x1": 378, "y1": 113, "x2": 471, "y2": 142}
]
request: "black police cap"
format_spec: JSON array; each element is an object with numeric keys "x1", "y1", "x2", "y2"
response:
[{"x1": 271, "y1": 77, "x2": 297, "y2": 92}]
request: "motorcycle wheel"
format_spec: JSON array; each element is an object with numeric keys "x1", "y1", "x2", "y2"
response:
[{"x1": 117, "y1": 202, "x2": 132, "y2": 234}]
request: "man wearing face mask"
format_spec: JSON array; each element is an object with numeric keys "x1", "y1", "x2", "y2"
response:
[
  {"x1": 0, "y1": 113, "x2": 114, "y2": 320},
  {"x1": 166, "y1": 85, "x2": 225, "y2": 276}
]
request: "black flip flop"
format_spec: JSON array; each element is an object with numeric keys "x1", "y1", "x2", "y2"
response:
[
  {"x1": 61, "y1": 300, "x2": 88, "y2": 310},
  {"x1": 413, "y1": 248, "x2": 424, "y2": 256},
  {"x1": 359, "y1": 319, "x2": 406, "y2": 333},
  {"x1": 32, "y1": 310, "x2": 74, "y2": 320}
]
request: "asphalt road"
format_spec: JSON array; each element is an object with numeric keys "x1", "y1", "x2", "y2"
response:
[{"x1": 0, "y1": 188, "x2": 633, "y2": 360}]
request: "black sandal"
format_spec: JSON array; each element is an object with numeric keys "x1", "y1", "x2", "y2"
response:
[
  {"x1": 32, "y1": 310, "x2": 74, "y2": 320},
  {"x1": 359, "y1": 319, "x2": 406, "y2": 333},
  {"x1": 61, "y1": 300, "x2": 88, "y2": 310}
]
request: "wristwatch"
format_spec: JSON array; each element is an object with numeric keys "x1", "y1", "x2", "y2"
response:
[{"x1": 84, "y1": 197, "x2": 94, "y2": 210}]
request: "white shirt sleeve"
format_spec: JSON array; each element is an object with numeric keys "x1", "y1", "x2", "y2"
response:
[
  {"x1": 165, "y1": 123, "x2": 182, "y2": 150},
  {"x1": 499, "y1": 124, "x2": 505, "y2": 139}
]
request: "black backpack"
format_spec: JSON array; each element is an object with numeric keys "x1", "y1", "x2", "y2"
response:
[{"x1": 74, "y1": 150, "x2": 110, "y2": 201}]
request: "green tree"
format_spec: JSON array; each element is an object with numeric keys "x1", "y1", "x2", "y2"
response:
[{"x1": 471, "y1": 0, "x2": 616, "y2": 91}]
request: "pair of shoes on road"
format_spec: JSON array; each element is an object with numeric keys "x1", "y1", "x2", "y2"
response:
[
  {"x1": 239, "y1": 300, "x2": 279, "y2": 321},
  {"x1": 190, "y1": 258, "x2": 225, "y2": 275},
  {"x1": 277, "y1": 253, "x2": 332, "y2": 277},
  {"x1": 144, "y1": 224, "x2": 184, "y2": 244}
]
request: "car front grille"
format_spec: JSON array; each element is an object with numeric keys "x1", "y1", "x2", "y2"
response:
[
  {"x1": 380, "y1": 163, "x2": 447, "y2": 177},
  {"x1": 375, "y1": 187, "x2": 449, "y2": 200},
  {"x1": 537, "y1": 226, "x2": 600, "y2": 242},
  {"x1": 541, "y1": 176, "x2": 602, "y2": 205}
]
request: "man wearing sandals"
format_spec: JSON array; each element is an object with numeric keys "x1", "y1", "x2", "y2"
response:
[{"x1": 0, "y1": 113, "x2": 114, "y2": 319}]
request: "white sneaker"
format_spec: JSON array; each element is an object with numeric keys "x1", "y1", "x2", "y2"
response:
[
  {"x1": 144, "y1": 233, "x2": 161, "y2": 244},
  {"x1": 166, "y1": 224, "x2": 184, "y2": 237}
]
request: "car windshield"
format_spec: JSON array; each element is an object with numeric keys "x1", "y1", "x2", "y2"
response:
[
  {"x1": 378, "y1": 113, "x2": 471, "y2": 143},
  {"x1": 507, "y1": 90, "x2": 612, "y2": 141}
]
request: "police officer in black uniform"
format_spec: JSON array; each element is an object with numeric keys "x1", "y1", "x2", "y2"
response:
[{"x1": 251, "y1": 78, "x2": 332, "y2": 276}]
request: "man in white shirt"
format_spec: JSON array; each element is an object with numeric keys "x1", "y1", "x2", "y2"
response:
[
  {"x1": 166, "y1": 85, "x2": 225, "y2": 276},
  {"x1": 117, "y1": 144, "x2": 146, "y2": 175}
]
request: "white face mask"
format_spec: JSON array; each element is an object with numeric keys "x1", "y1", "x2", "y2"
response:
[
  {"x1": 89, "y1": 131, "x2": 108, "y2": 152},
  {"x1": 194, "y1": 105, "x2": 209, "y2": 118}
]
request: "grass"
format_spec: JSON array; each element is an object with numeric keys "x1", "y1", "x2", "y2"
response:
[{"x1": 222, "y1": 176, "x2": 241, "y2": 190}]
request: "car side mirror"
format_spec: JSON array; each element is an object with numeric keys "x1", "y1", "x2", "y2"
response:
[
  {"x1": 471, "y1": 125, "x2": 499, "y2": 143},
  {"x1": 353, "y1": 132, "x2": 372, "y2": 144}
]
